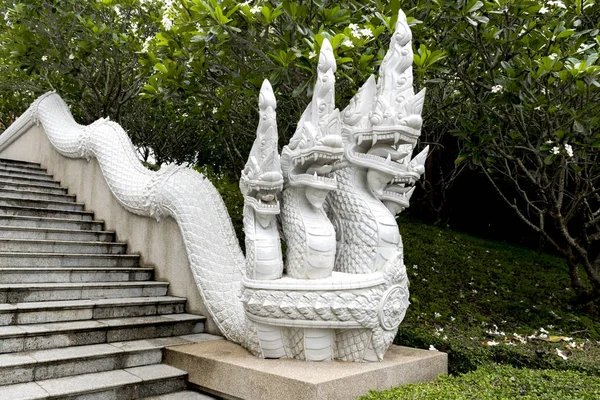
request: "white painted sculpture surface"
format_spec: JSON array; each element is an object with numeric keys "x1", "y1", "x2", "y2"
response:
[{"x1": 2, "y1": 10, "x2": 427, "y2": 362}]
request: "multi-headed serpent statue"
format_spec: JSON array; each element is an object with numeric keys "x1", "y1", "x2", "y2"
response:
[{"x1": 239, "y1": 10, "x2": 428, "y2": 362}]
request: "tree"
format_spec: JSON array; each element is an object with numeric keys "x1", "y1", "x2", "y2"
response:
[{"x1": 435, "y1": 0, "x2": 600, "y2": 304}]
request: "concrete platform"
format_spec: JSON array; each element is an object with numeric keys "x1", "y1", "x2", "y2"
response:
[{"x1": 165, "y1": 340, "x2": 447, "y2": 400}]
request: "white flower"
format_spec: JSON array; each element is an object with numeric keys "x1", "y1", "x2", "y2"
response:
[
  {"x1": 212, "y1": 107, "x2": 218, "y2": 114},
  {"x1": 342, "y1": 39, "x2": 354, "y2": 48},
  {"x1": 487, "y1": 341, "x2": 499, "y2": 346},
  {"x1": 539, "y1": 6, "x2": 549, "y2": 14},
  {"x1": 308, "y1": 51, "x2": 317, "y2": 59},
  {"x1": 564, "y1": 143, "x2": 573, "y2": 157},
  {"x1": 562, "y1": 337, "x2": 573, "y2": 341},
  {"x1": 141, "y1": 37, "x2": 152, "y2": 53},
  {"x1": 548, "y1": 53, "x2": 558, "y2": 60},
  {"x1": 69, "y1": 54, "x2": 75, "y2": 60},
  {"x1": 413, "y1": 265, "x2": 418, "y2": 269},
  {"x1": 348, "y1": 23, "x2": 360, "y2": 34},
  {"x1": 540, "y1": 327, "x2": 549, "y2": 334},
  {"x1": 434, "y1": 312, "x2": 441, "y2": 318},
  {"x1": 359, "y1": 28, "x2": 373, "y2": 38},
  {"x1": 450, "y1": 316, "x2": 456, "y2": 321},
  {"x1": 162, "y1": 15, "x2": 173, "y2": 30},
  {"x1": 472, "y1": 289, "x2": 478, "y2": 294},
  {"x1": 429, "y1": 345, "x2": 438, "y2": 351},
  {"x1": 539, "y1": 333, "x2": 548, "y2": 339},
  {"x1": 41, "y1": 55, "x2": 48, "y2": 61},
  {"x1": 569, "y1": 341, "x2": 576, "y2": 347},
  {"x1": 556, "y1": 348, "x2": 568, "y2": 360},
  {"x1": 552, "y1": 146, "x2": 560, "y2": 155},
  {"x1": 250, "y1": 5, "x2": 261, "y2": 14},
  {"x1": 491, "y1": 84, "x2": 504, "y2": 93},
  {"x1": 547, "y1": 0, "x2": 567, "y2": 9}
]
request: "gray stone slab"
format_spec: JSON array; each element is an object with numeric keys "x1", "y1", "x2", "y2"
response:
[
  {"x1": 37, "y1": 369, "x2": 142, "y2": 397},
  {"x1": 140, "y1": 390, "x2": 217, "y2": 400},
  {"x1": 125, "y1": 364, "x2": 186, "y2": 381},
  {"x1": 165, "y1": 340, "x2": 448, "y2": 400},
  {"x1": 0, "y1": 381, "x2": 49, "y2": 399},
  {"x1": 30, "y1": 343, "x2": 118, "y2": 363}
]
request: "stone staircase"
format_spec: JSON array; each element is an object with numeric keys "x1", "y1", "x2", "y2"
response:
[{"x1": 0, "y1": 158, "x2": 216, "y2": 399}]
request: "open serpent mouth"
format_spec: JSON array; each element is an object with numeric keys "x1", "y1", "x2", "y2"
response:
[
  {"x1": 347, "y1": 130, "x2": 415, "y2": 178},
  {"x1": 288, "y1": 139, "x2": 344, "y2": 191},
  {"x1": 243, "y1": 171, "x2": 283, "y2": 215}
]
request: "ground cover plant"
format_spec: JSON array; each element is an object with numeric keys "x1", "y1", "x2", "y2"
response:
[
  {"x1": 359, "y1": 364, "x2": 600, "y2": 400},
  {"x1": 396, "y1": 214, "x2": 600, "y2": 375}
]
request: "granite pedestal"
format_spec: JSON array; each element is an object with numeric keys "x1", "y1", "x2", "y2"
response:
[{"x1": 165, "y1": 340, "x2": 447, "y2": 400}]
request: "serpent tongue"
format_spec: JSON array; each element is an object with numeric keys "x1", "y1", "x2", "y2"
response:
[{"x1": 367, "y1": 169, "x2": 394, "y2": 196}]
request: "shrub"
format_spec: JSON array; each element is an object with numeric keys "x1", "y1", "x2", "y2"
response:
[{"x1": 359, "y1": 364, "x2": 600, "y2": 400}]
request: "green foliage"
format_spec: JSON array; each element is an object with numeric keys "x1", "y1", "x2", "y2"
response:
[
  {"x1": 0, "y1": 0, "x2": 162, "y2": 122},
  {"x1": 359, "y1": 364, "x2": 600, "y2": 400},
  {"x1": 140, "y1": 0, "x2": 417, "y2": 173},
  {"x1": 395, "y1": 214, "x2": 600, "y2": 375}
]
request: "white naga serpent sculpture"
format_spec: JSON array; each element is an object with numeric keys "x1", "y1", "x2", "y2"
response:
[{"x1": 5, "y1": 11, "x2": 427, "y2": 362}]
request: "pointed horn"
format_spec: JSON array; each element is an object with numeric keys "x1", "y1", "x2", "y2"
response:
[
  {"x1": 412, "y1": 145, "x2": 429, "y2": 166},
  {"x1": 259, "y1": 79, "x2": 276, "y2": 111},
  {"x1": 318, "y1": 38, "x2": 336, "y2": 74},
  {"x1": 405, "y1": 186, "x2": 416, "y2": 203}
]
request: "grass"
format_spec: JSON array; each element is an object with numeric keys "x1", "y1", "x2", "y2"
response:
[
  {"x1": 359, "y1": 364, "x2": 600, "y2": 400},
  {"x1": 395, "y1": 214, "x2": 600, "y2": 376}
]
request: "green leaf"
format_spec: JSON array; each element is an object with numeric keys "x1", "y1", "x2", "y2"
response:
[
  {"x1": 556, "y1": 29, "x2": 576, "y2": 39},
  {"x1": 154, "y1": 63, "x2": 168, "y2": 74},
  {"x1": 466, "y1": 0, "x2": 484, "y2": 13}
]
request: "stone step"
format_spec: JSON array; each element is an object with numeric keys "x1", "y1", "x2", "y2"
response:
[
  {"x1": 0, "y1": 314, "x2": 205, "y2": 354},
  {"x1": 0, "y1": 187, "x2": 75, "y2": 203},
  {"x1": 0, "y1": 164, "x2": 51, "y2": 179},
  {"x1": 0, "y1": 179, "x2": 68, "y2": 195},
  {"x1": 0, "y1": 162, "x2": 46, "y2": 174},
  {"x1": 0, "y1": 196, "x2": 84, "y2": 212},
  {"x1": 0, "y1": 296, "x2": 187, "y2": 326},
  {"x1": 141, "y1": 391, "x2": 217, "y2": 400},
  {"x1": 0, "y1": 173, "x2": 61, "y2": 187},
  {"x1": 0, "y1": 215, "x2": 104, "y2": 231},
  {"x1": 0, "y1": 252, "x2": 139, "y2": 268},
  {"x1": 0, "y1": 204, "x2": 93, "y2": 220},
  {"x1": 0, "y1": 281, "x2": 169, "y2": 303},
  {"x1": 0, "y1": 238, "x2": 127, "y2": 254},
  {"x1": 0, "y1": 158, "x2": 41, "y2": 169},
  {"x1": 0, "y1": 363, "x2": 188, "y2": 399},
  {"x1": 0, "y1": 333, "x2": 221, "y2": 386},
  {"x1": 0, "y1": 170, "x2": 54, "y2": 182},
  {"x1": 0, "y1": 226, "x2": 115, "y2": 242},
  {"x1": 0, "y1": 267, "x2": 153, "y2": 283}
]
